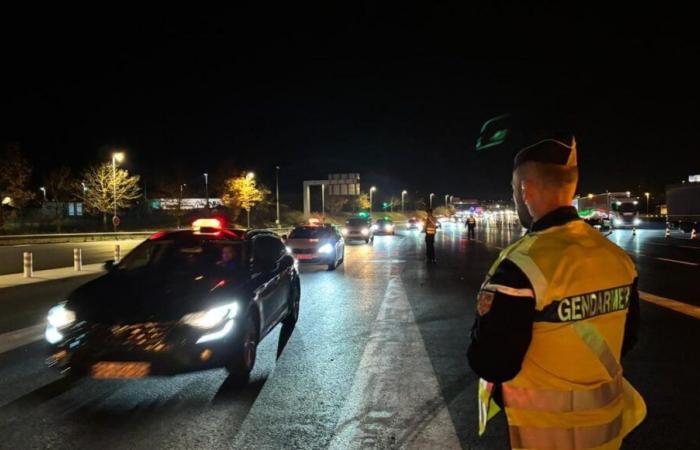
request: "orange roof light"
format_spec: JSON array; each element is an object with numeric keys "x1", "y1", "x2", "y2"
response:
[
  {"x1": 192, "y1": 218, "x2": 223, "y2": 233},
  {"x1": 307, "y1": 218, "x2": 322, "y2": 226}
]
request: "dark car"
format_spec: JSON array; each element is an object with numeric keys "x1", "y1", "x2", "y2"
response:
[
  {"x1": 406, "y1": 217, "x2": 423, "y2": 230},
  {"x1": 44, "y1": 221, "x2": 300, "y2": 384},
  {"x1": 341, "y1": 217, "x2": 374, "y2": 243},
  {"x1": 284, "y1": 224, "x2": 345, "y2": 270},
  {"x1": 373, "y1": 218, "x2": 395, "y2": 235}
]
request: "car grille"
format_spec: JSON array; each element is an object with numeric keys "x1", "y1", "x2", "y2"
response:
[
  {"x1": 292, "y1": 248, "x2": 316, "y2": 254},
  {"x1": 95, "y1": 322, "x2": 175, "y2": 352}
]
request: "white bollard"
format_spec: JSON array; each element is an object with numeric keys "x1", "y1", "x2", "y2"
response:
[
  {"x1": 114, "y1": 244, "x2": 121, "y2": 263},
  {"x1": 23, "y1": 252, "x2": 33, "y2": 278},
  {"x1": 73, "y1": 248, "x2": 82, "y2": 271},
  {"x1": 632, "y1": 227, "x2": 636, "y2": 236},
  {"x1": 665, "y1": 227, "x2": 671, "y2": 238}
]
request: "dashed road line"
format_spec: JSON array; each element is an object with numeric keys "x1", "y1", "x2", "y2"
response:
[
  {"x1": 639, "y1": 291, "x2": 700, "y2": 320},
  {"x1": 655, "y1": 258, "x2": 699, "y2": 266},
  {"x1": 0, "y1": 324, "x2": 45, "y2": 355}
]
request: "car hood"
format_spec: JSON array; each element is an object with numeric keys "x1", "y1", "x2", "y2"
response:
[{"x1": 66, "y1": 269, "x2": 238, "y2": 324}]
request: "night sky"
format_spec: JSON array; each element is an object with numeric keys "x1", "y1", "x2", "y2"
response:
[{"x1": 3, "y1": 4, "x2": 699, "y2": 206}]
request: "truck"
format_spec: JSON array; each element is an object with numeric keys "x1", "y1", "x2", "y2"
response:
[
  {"x1": 666, "y1": 180, "x2": 700, "y2": 232},
  {"x1": 573, "y1": 192, "x2": 640, "y2": 229}
]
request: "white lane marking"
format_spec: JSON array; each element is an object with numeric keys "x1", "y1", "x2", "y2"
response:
[
  {"x1": 643, "y1": 241, "x2": 700, "y2": 251},
  {"x1": 639, "y1": 291, "x2": 700, "y2": 320},
  {"x1": 655, "y1": 257, "x2": 699, "y2": 266},
  {"x1": 0, "y1": 324, "x2": 45, "y2": 355},
  {"x1": 329, "y1": 277, "x2": 461, "y2": 449},
  {"x1": 11, "y1": 244, "x2": 31, "y2": 248}
]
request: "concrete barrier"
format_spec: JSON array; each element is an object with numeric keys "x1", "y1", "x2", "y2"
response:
[
  {"x1": 73, "y1": 248, "x2": 82, "y2": 271},
  {"x1": 23, "y1": 252, "x2": 32, "y2": 278}
]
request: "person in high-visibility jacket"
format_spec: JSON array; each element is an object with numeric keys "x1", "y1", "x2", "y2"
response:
[
  {"x1": 424, "y1": 209, "x2": 438, "y2": 262},
  {"x1": 468, "y1": 138, "x2": 646, "y2": 449}
]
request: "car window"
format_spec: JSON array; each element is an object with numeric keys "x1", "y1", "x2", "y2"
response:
[
  {"x1": 289, "y1": 227, "x2": 328, "y2": 239},
  {"x1": 253, "y1": 235, "x2": 286, "y2": 262},
  {"x1": 117, "y1": 239, "x2": 244, "y2": 273}
]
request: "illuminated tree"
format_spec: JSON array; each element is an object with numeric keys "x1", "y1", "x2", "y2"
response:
[
  {"x1": 327, "y1": 195, "x2": 349, "y2": 213},
  {"x1": 78, "y1": 162, "x2": 141, "y2": 229},
  {"x1": 0, "y1": 145, "x2": 34, "y2": 231},
  {"x1": 353, "y1": 193, "x2": 371, "y2": 211},
  {"x1": 221, "y1": 174, "x2": 268, "y2": 226}
]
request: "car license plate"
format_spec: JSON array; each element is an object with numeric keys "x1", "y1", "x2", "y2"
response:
[
  {"x1": 296, "y1": 254, "x2": 314, "y2": 260},
  {"x1": 91, "y1": 361, "x2": 150, "y2": 379}
]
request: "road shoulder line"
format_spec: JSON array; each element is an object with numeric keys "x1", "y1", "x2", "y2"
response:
[{"x1": 639, "y1": 291, "x2": 700, "y2": 320}]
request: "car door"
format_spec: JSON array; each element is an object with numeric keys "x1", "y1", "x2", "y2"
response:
[{"x1": 251, "y1": 235, "x2": 290, "y2": 335}]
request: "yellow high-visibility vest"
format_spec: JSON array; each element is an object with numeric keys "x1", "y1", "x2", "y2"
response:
[
  {"x1": 478, "y1": 219, "x2": 646, "y2": 450},
  {"x1": 425, "y1": 217, "x2": 437, "y2": 235}
]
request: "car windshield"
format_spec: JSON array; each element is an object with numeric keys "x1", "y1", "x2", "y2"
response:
[
  {"x1": 377, "y1": 220, "x2": 393, "y2": 225},
  {"x1": 289, "y1": 227, "x2": 329, "y2": 239},
  {"x1": 116, "y1": 238, "x2": 245, "y2": 274},
  {"x1": 347, "y1": 218, "x2": 369, "y2": 226}
]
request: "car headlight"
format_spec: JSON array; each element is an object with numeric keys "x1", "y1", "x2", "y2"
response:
[
  {"x1": 318, "y1": 243, "x2": 334, "y2": 254},
  {"x1": 386, "y1": 224, "x2": 394, "y2": 230},
  {"x1": 371, "y1": 224, "x2": 378, "y2": 231},
  {"x1": 613, "y1": 219, "x2": 622, "y2": 226},
  {"x1": 181, "y1": 303, "x2": 239, "y2": 329},
  {"x1": 47, "y1": 303, "x2": 76, "y2": 329},
  {"x1": 361, "y1": 228, "x2": 369, "y2": 236},
  {"x1": 341, "y1": 227, "x2": 349, "y2": 235},
  {"x1": 633, "y1": 218, "x2": 641, "y2": 226},
  {"x1": 286, "y1": 246, "x2": 293, "y2": 254}
]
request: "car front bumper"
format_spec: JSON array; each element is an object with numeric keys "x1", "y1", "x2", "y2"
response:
[{"x1": 46, "y1": 320, "x2": 242, "y2": 376}]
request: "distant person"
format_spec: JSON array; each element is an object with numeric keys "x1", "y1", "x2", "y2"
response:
[
  {"x1": 466, "y1": 215, "x2": 476, "y2": 239},
  {"x1": 216, "y1": 245, "x2": 237, "y2": 270},
  {"x1": 468, "y1": 138, "x2": 645, "y2": 449},
  {"x1": 424, "y1": 209, "x2": 438, "y2": 263}
]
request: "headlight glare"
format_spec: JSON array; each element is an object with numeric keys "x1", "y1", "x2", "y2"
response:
[
  {"x1": 361, "y1": 228, "x2": 369, "y2": 236},
  {"x1": 318, "y1": 243, "x2": 334, "y2": 254},
  {"x1": 182, "y1": 303, "x2": 239, "y2": 329},
  {"x1": 47, "y1": 303, "x2": 76, "y2": 329}
]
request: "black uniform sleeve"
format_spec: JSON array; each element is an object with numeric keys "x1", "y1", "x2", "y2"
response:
[
  {"x1": 621, "y1": 277, "x2": 640, "y2": 358},
  {"x1": 467, "y1": 259, "x2": 536, "y2": 383}
]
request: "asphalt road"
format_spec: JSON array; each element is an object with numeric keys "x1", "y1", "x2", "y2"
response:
[
  {"x1": 0, "y1": 224, "x2": 697, "y2": 449},
  {"x1": 0, "y1": 240, "x2": 143, "y2": 275}
]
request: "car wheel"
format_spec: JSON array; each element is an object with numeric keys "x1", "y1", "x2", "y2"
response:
[
  {"x1": 282, "y1": 278, "x2": 301, "y2": 327},
  {"x1": 365, "y1": 238, "x2": 369, "y2": 243},
  {"x1": 327, "y1": 251, "x2": 337, "y2": 271},
  {"x1": 225, "y1": 315, "x2": 258, "y2": 383}
]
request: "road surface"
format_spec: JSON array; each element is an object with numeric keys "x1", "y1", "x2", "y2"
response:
[{"x1": 0, "y1": 224, "x2": 697, "y2": 449}]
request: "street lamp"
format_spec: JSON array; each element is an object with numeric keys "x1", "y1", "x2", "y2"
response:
[
  {"x1": 401, "y1": 190, "x2": 407, "y2": 214},
  {"x1": 444, "y1": 194, "x2": 449, "y2": 207},
  {"x1": 429, "y1": 193, "x2": 435, "y2": 209},
  {"x1": 39, "y1": 186, "x2": 47, "y2": 202},
  {"x1": 246, "y1": 172, "x2": 255, "y2": 180},
  {"x1": 203, "y1": 173, "x2": 209, "y2": 210},
  {"x1": 275, "y1": 166, "x2": 280, "y2": 226},
  {"x1": 81, "y1": 182, "x2": 88, "y2": 193},
  {"x1": 644, "y1": 192, "x2": 650, "y2": 215},
  {"x1": 369, "y1": 186, "x2": 377, "y2": 214},
  {"x1": 112, "y1": 152, "x2": 125, "y2": 232}
]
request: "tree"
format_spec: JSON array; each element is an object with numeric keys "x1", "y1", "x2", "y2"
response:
[
  {"x1": 153, "y1": 180, "x2": 189, "y2": 229},
  {"x1": 352, "y1": 193, "x2": 371, "y2": 211},
  {"x1": 0, "y1": 145, "x2": 34, "y2": 231},
  {"x1": 327, "y1": 195, "x2": 349, "y2": 214},
  {"x1": 78, "y1": 162, "x2": 141, "y2": 229},
  {"x1": 221, "y1": 174, "x2": 267, "y2": 226},
  {"x1": 44, "y1": 166, "x2": 74, "y2": 232}
]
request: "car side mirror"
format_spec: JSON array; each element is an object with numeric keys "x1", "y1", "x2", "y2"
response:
[{"x1": 104, "y1": 260, "x2": 116, "y2": 271}]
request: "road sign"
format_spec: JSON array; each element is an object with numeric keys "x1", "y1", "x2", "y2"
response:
[{"x1": 112, "y1": 216, "x2": 121, "y2": 227}]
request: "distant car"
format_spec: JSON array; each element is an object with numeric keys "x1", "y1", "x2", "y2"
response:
[
  {"x1": 44, "y1": 219, "x2": 300, "y2": 384},
  {"x1": 407, "y1": 217, "x2": 423, "y2": 230},
  {"x1": 373, "y1": 218, "x2": 395, "y2": 235},
  {"x1": 285, "y1": 224, "x2": 345, "y2": 271},
  {"x1": 341, "y1": 217, "x2": 374, "y2": 243}
]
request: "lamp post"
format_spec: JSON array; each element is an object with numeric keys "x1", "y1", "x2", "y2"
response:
[
  {"x1": 401, "y1": 190, "x2": 407, "y2": 214},
  {"x1": 429, "y1": 193, "x2": 435, "y2": 209},
  {"x1": 203, "y1": 173, "x2": 209, "y2": 210},
  {"x1": 39, "y1": 187, "x2": 47, "y2": 202},
  {"x1": 275, "y1": 165, "x2": 280, "y2": 226},
  {"x1": 444, "y1": 194, "x2": 449, "y2": 207},
  {"x1": 644, "y1": 192, "x2": 650, "y2": 215},
  {"x1": 370, "y1": 186, "x2": 376, "y2": 214},
  {"x1": 112, "y1": 152, "x2": 124, "y2": 232}
]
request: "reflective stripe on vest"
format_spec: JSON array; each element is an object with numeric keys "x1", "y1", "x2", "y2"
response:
[
  {"x1": 509, "y1": 413, "x2": 623, "y2": 450},
  {"x1": 571, "y1": 322, "x2": 621, "y2": 378}
]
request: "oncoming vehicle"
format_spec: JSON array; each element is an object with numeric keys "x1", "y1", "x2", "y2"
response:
[
  {"x1": 341, "y1": 217, "x2": 374, "y2": 243},
  {"x1": 373, "y1": 218, "x2": 395, "y2": 235},
  {"x1": 285, "y1": 223, "x2": 345, "y2": 270},
  {"x1": 407, "y1": 217, "x2": 423, "y2": 230},
  {"x1": 44, "y1": 219, "x2": 301, "y2": 384}
]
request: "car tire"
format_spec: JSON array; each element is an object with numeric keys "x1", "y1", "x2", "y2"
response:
[
  {"x1": 282, "y1": 278, "x2": 301, "y2": 328},
  {"x1": 327, "y1": 252, "x2": 337, "y2": 271},
  {"x1": 225, "y1": 314, "x2": 258, "y2": 384},
  {"x1": 365, "y1": 238, "x2": 369, "y2": 243}
]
